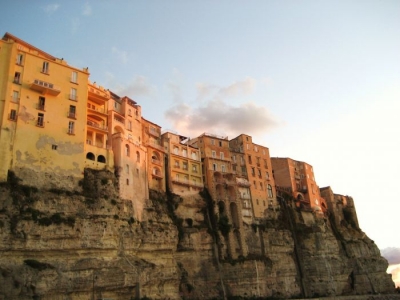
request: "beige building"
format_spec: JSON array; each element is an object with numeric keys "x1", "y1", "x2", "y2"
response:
[
  {"x1": 108, "y1": 92, "x2": 148, "y2": 220},
  {"x1": 271, "y1": 157, "x2": 327, "y2": 213},
  {"x1": 0, "y1": 33, "x2": 91, "y2": 189},
  {"x1": 229, "y1": 134, "x2": 277, "y2": 219},
  {"x1": 162, "y1": 131, "x2": 203, "y2": 196}
]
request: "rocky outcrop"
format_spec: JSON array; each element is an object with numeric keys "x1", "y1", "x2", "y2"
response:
[{"x1": 0, "y1": 170, "x2": 395, "y2": 299}]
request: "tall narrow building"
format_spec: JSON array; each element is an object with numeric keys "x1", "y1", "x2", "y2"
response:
[
  {"x1": 0, "y1": 33, "x2": 89, "y2": 189},
  {"x1": 229, "y1": 134, "x2": 278, "y2": 219}
]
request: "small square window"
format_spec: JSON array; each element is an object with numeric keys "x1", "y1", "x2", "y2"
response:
[{"x1": 52, "y1": 144, "x2": 58, "y2": 150}]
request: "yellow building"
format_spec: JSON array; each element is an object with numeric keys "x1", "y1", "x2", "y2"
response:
[
  {"x1": 271, "y1": 157, "x2": 327, "y2": 213},
  {"x1": 229, "y1": 134, "x2": 277, "y2": 219},
  {"x1": 141, "y1": 117, "x2": 165, "y2": 193},
  {"x1": 0, "y1": 33, "x2": 90, "y2": 189},
  {"x1": 161, "y1": 131, "x2": 203, "y2": 196},
  {"x1": 108, "y1": 92, "x2": 148, "y2": 220}
]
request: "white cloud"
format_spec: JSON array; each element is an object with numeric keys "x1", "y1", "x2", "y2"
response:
[
  {"x1": 44, "y1": 3, "x2": 60, "y2": 14},
  {"x1": 82, "y1": 2, "x2": 92, "y2": 16},
  {"x1": 111, "y1": 47, "x2": 128, "y2": 64},
  {"x1": 115, "y1": 75, "x2": 156, "y2": 98},
  {"x1": 166, "y1": 77, "x2": 281, "y2": 138}
]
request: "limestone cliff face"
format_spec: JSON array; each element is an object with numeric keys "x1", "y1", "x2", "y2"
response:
[{"x1": 0, "y1": 170, "x2": 395, "y2": 299}]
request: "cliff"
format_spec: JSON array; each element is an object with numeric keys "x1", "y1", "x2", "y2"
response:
[{"x1": 0, "y1": 169, "x2": 395, "y2": 299}]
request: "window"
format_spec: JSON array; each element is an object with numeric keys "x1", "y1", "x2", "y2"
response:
[
  {"x1": 182, "y1": 149, "x2": 187, "y2": 157},
  {"x1": 12, "y1": 91, "x2": 19, "y2": 102},
  {"x1": 71, "y1": 71, "x2": 78, "y2": 83},
  {"x1": 232, "y1": 165, "x2": 236, "y2": 171},
  {"x1": 240, "y1": 156, "x2": 244, "y2": 164},
  {"x1": 221, "y1": 165, "x2": 226, "y2": 173},
  {"x1": 213, "y1": 163, "x2": 217, "y2": 171},
  {"x1": 13, "y1": 72, "x2": 21, "y2": 84},
  {"x1": 211, "y1": 139, "x2": 215, "y2": 145},
  {"x1": 183, "y1": 162, "x2": 188, "y2": 170},
  {"x1": 246, "y1": 144, "x2": 249, "y2": 150},
  {"x1": 52, "y1": 144, "x2": 58, "y2": 150},
  {"x1": 128, "y1": 121, "x2": 132, "y2": 130},
  {"x1": 97, "y1": 155, "x2": 106, "y2": 163},
  {"x1": 126, "y1": 179, "x2": 129, "y2": 185},
  {"x1": 136, "y1": 151, "x2": 140, "y2": 162},
  {"x1": 68, "y1": 105, "x2": 76, "y2": 118},
  {"x1": 259, "y1": 182, "x2": 263, "y2": 190},
  {"x1": 68, "y1": 121, "x2": 75, "y2": 134},
  {"x1": 232, "y1": 155, "x2": 236, "y2": 162},
  {"x1": 86, "y1": 152, "x2": 95, "y2": 161},
  {"x1": 9, "y1": 109, "x2": 17, "y2": 121},
  {"x1": 37, "y1": 113, "x2": 44, "y2": 127},
  {"x1": 42, "y1": 61, "x2": 49, "y2": 74},
  {"x1": 267, "y1": 185, "x2": 273, "y2": 198},
  {"x1": 126, "y1": 164, "x2": 129, "y2": 174},
  {"x1": 173, "y1": 147, "x2": 179, "y2": 155},
  {"x1": 248, "y1": 155, "x2": 252, "y2": 164},
  {"x1": 263, "y1": 149, "x2": 266, "y2": 155},
  {"x1": 256, "y1": 157, "x2": 260, "y2": 165},
  {"x1": 256, "y1": 199, "x2": 259, "y2": 205},
  {"x1": 128, "y1": 109, "x2": 132, "y2": 116},
  {"x1": 241, "y1": 166, "x2": 246, "y2": 174},
  {"x1": 16, "y1": 54, "x2": 23, "y2": 65},
  {"x1": 191, "y1": 152, "x2": 197, "y2": 160},
  {"x1": 254, "y1": 146, "x2": 258, "y2": 152},
  {"x1": 37, "y1": 96, "x2": 45, "y2": 111},
  {"x1": 219, "y1": 141, "x2": 222, "y2": 147},
  {"x1": 258, "y1": 169, "x2": 262, "y2": 177},
  {"x1": 192, "y1": 165, "x2": 197, "y2": 172},
  {"x1": 174, "y1": 160, "x2": 180, "y2": 168},
  {"x1": 253, "y1": 180, "x2": 257, "y2": 189},
  {"x1": 211, "y1": 150, "x2": 216, "y2": 158},
  {"x1": 266, "y1": 171, "x2": 269, "y2": 179},
  {"x1": 125, "y1": 144, "x2": 130, "y2": 156},
  {"x1": 263, "y1": 200, "x2": 266, "y2": 206},
  {"x1": 220, "y1": 152, "x2": 224, "y2": 160},
  {"x1": 70, "y1": 88, "x2": 77, "y2": 101},
  {"x1": 251, "y1": 167, "x2": 255, "y2": 176}
]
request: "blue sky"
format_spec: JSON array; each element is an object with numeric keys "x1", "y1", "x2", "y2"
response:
[{"x1": 1, "y1": 1, "x2": 400, "y2": 253}]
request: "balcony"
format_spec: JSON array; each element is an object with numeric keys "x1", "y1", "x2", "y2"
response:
[
  {"x1": 13, "y1": 78, "x2": 21, "y2": 85},
  {"x1": 11, "y1": 97, "x2": 20, "y2": 103},
  {"x1": 148, "y1": 127, "x2": 161, "y2": 138},
  {"x1": 87, "y1": 106, "x2": 107, "y2": 116},
  {"x1": 36, "y1": 118, "x2": 45, "y2": 128},
  {"x1": 172, "y1": 178, "x2": 203, "y2": 188},
  {"x1": 151, "y1": 158, "x2": 162, "y2": 166},
  {"x1": 88, "y1": 86, "x2": 110, "y2": 103},
  {"x1": 67, "y1": 112, "x2": 77, "y2": 119},
  {"x1": 87, "y1": 120, "x2": 108, "y2": 132},
  {"x1": 146, "y1": 141, "x2": 165, "y2": 152},
  {"x1": 113, "y1": 115, "x2": 124, "y2": 124},
  {"x1": 36, "y1": 104, "x2": 45, "y2": 111},
  {"x1": 30, "y1": 79, "x2": 60, "y2": 96}
]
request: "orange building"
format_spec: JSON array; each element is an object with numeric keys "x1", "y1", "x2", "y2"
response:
[
  {"x1": 141, "y1": 117, "x2": 165, "y2": 193},
  {"x1": 271, "y1": 157, "x2": 327, "y2": 213},
  {"x1": 229, "y1": 134, "x2": 277, "y2": 219},
  {"x1": 190, "y1": 133, "x2": 247, "y2": 258},
  {"x1": 161, "y1": 131, "x2": 203, "y2": 196}
]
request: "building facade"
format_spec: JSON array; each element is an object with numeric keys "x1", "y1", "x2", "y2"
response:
[
  {"x1": 271, "y1": 157, "x2": 327, "y2": 213},
  {"x1": 162, "y1": 131, "x2": 203, "y2": 196},
  {"x1": 0, "y1": 33, "x2": 90, "y2": 189},
  {"x1": 229, "y1": 134, "x2": 277, "y2": 219}
]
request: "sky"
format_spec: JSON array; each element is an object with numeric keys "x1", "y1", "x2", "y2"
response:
[{"x1": 1, "y1": 0, "x2": 399, "y2": 270}]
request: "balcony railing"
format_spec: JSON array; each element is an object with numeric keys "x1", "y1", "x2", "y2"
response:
[
  {"x1": 13, "y1": 78, "x2": 21, "y2": 84},
  {"x1": 172, "y1": 178, "x2": 203, "y2": 188},
  {"x1": 11, "y1": 97, "x2": 20, "y2": 103},
  {"x1": 36, "y1": 104, "x2": 45, "y2": 111},
  {"x1": 152, "y1": 158, "x2": 162, "y2": 166},
  {"x1": 8, "y1": 113, "x2": 17, "y2": 121},
  {"x1": 30, "y1": 79, "x2": 60, "y2": 95},
  {"x1": 88, "y1": 106, "x2": 107, "y2": 115},
  {"x1": 87, "y1": 120, "x2": 108, "y2": 131},
  {"x1": 69, "y1": 94, "x2": 78, "y2": 101},
  {"x1": 67, "y1": 112, "x2": 76, "y2": 119},
  {"x1": 36, "y1": 119, "x2": 45, "y2": 128},
  {"x1": 146, "y1": 141, "x2": 165, "y2": 152}
]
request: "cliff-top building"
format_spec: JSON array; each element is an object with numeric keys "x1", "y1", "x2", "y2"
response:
[
  {"x1": 271, "y1": 157, "x2": 327, "y2": 213},
  {"x1": 162, "y1": 131, "x2": 203, "y2": 196},
  {"x1": 229, "y1": 134, "x2": 278, "y2": 219},
  {"x1": 0, "y1": 32, "x2": 91, "y2": 189}
]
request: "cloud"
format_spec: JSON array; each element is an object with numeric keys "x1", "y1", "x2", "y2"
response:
[
  {"x1": 44, "y1": 3, "x2": 60, "y2": 14},
  {"x1": 111, "y1": 47, "x2": 128, "y2": 64},
  {"x1": 381, "y1": 247, "x2": 400, "y2": 265},
  {"x1": 197, "y1": 77, "x2": 256, "y2": 101},
  {"x1": 82, "y1": 3, "x2": 92, "y2": 16},
  {"x1": 116, "y1": 75, "x2": 156, "y2": 98}
]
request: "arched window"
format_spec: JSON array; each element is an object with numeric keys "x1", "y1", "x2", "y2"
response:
[
  {"x1": 86, "y1": 152, "x2": 95, "y2": 161},
  {"x1": 125, "y1": 144, "x2": 130, "y2": 156},
  {"x1": 97, "y1": 155, "x2": 106, "y2": 163},
  {"x1": 267, "y1": 184, "x2": 273, "y2": 198}
]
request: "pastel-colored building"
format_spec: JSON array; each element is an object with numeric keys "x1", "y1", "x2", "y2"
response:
[
  {"x1": 141, "y1": 118, "x2": 165, "y2": 193},
  {"x1": 229, "y1": 134, "x2": 277, "y2": 219},
  {"x1": 0, "y1": 33, "x2": 90, "y2": 189},
  {"x1": 161, "y1": 131, "x2": 203, "y2": 196},
  {"x1": 271, "y1": 157, "x2": 327, "y2": 213},
  {"x1": 108, "y1": 92, "x2": 148, "y2": 220}
]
